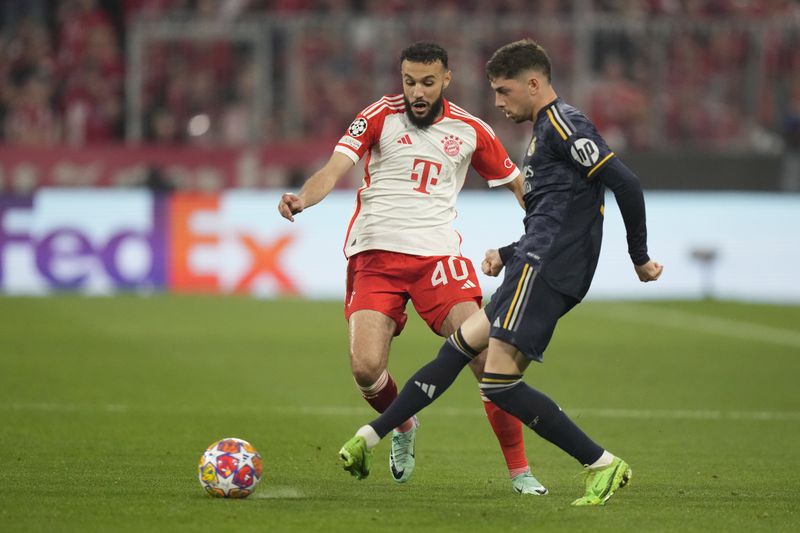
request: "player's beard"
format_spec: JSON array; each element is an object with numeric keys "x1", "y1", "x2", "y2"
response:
[{"x1": 404, "y1": 91, "x2": 444, "y2": 129}]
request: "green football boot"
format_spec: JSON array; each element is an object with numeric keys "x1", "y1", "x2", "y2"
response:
[
  {"x1": 389, "y1": 416, "x2": 418, "y2": 483},
  {"x1": 511, "y1": 469, "x2": 548, "y2": 495},
  {"x1": 339, "y1": 435, "x2": 372, "y2": 480},
  {"x1": 571, "y1": 457, "x2": 632, "y2": 506}
]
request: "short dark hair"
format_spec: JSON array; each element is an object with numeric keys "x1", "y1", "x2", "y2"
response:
[
  {"x1": 485, "y1": 39, "x2": 551, "y2": 82},
  {"x1": 400, "y1": 41, "x2": 448, "y2": 69}
]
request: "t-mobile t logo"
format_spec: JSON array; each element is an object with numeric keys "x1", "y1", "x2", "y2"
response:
[{"x1": 409, "y1": 158, "x2": 442, "y2": 194}]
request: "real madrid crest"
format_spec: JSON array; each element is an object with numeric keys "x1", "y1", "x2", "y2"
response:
[{"x1": 527, "y1": 136, "x2": 537, "y2": 157}]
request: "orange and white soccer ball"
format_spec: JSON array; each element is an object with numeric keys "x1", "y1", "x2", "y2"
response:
[{"x1": 198, "y1": 437, "x2": 263, "y2": 498}]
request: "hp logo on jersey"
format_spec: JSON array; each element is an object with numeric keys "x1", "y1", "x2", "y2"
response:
[{"x1": 570, "y1": 138, "x2": 600, "y2": 167}]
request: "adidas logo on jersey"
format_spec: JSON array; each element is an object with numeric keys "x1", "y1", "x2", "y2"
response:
[
  {"x1": 461, "y1": 280, "x2": 476, "y2": 290},
  {"x1": 396, "y1": 134, "x2": 412, "y2": 145},
  {"x1": 414, "y1": 381, "x2": 436, "y2": 399}
]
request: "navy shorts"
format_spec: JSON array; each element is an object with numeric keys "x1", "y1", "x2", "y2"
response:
[{"x1": 484, "y1": 256, "x2": 579, "y2": 362}]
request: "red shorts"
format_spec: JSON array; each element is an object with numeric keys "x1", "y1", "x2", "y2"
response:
[{"x1": 344, "y1": 250, "x2": 483, "y2": 336}]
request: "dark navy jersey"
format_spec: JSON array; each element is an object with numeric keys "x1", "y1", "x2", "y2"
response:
[{"x1": 515, "y1": 98, "x2": 616, "y2": 300}]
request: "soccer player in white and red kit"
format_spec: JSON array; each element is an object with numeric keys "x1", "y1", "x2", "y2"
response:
[{"x1": 278, "y1": 42, "x2": 546, "y2": 494}]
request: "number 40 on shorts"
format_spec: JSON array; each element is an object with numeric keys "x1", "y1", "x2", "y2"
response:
[{"x1": 430, "y1": 257, "x2": 470, "y2": 286}]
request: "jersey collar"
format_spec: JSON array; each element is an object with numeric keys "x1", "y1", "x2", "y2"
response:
[
  {"x1": 536, "y1": 97, "x2": 562, "y2": 122},
  {"x1": 435, "y1": 98, "x2": 451, "y2": 125}
]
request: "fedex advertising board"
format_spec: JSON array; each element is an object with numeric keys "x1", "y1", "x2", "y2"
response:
[
  {"x1": 0, "y1": 190, "x2": 351, "y2": 298},
  {"x1": 1, "y1": 189, "x2": 798, "y2": 302}
]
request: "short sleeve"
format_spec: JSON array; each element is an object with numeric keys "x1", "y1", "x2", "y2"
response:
[
  {"x1": 334, "y1": 114, "x2": 380, "y2": 163},
  {"x1": 470, "y1": 126, "x2": 519, "y2": 188}
]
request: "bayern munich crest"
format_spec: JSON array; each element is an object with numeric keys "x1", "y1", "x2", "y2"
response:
[
  {"x1": 348, "y1": 117, "x2": 368, "y2": 137},
  {"x1": 441, "y1": 135, "x2": 463, "y2": 156}
]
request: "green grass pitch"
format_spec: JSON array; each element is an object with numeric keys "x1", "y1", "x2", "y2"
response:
[{"x1": 1, "y1": 296, "x2": 799, "y2": 532}]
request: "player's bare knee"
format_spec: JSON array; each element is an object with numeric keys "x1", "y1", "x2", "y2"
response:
[
  {"x1": 467, "y1": 350, "x2": 488, "y2": 379},
  {"x1": 350, "y1": 356, "x2": 386, "y2": 387}
]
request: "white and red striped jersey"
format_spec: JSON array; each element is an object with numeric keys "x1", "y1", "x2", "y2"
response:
[{"x1": 334, "y1": 95, "x2": 519, "y2": 258}]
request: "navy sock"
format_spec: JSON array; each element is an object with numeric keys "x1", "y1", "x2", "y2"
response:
[
  {"x1": 369, "y1": 338, "x2": 472, "y2": 438},
  {"x1": 481, "y1": 374, "x2": 603, "y2": 465}
]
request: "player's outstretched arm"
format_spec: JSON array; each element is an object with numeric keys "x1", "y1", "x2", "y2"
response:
[
  {"x1": 597, "y1": 158, "x2": 661, "y2": 278},
  {"x1": 598, "y1": 159, "x2": 665, "y2": 282},
  {"x1": 278, "y1": 152, "x2": 354, "y2": 221}
]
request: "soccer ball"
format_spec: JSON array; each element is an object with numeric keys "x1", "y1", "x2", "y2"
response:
[{"x1": 198, "y1": 437, "x2": 263, "y2": 498}]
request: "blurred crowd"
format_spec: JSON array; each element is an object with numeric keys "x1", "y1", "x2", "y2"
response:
[{"x1": 1, "y1": 0, "x2": 799, "y2": 152}]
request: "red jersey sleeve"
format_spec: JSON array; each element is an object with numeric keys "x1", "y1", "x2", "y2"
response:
[
  {"x1": 333, "y1": 96, "x2": 398, "y2": 163},
  {"x1": 470, "y1": 123, "x2": 519, "y2": 188}
]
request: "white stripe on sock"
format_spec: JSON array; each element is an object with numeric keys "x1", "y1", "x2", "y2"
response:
[{"x1": 357, "y1": 370, "x2": 389, "y2": 397}]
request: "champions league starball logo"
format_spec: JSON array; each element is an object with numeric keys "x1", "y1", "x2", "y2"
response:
[{"x1": 347, "y1": 118, "x2": 368, "y2": 137}]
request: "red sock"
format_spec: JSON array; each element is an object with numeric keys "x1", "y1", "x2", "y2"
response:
[
  {"x1": 483, "y1": 397, "x2": 529, "y2": 477},
  {"x1": 358, "y1": 371, "x2": 414, "y2": 432}
]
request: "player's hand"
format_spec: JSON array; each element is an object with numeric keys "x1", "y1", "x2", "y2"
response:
[
  {"x1": 635, "y1": 260, "x2": 663, "y2": 282},
  {"x1": 278, "y1": 193, "x2": 304, "y2": 222},
  {"x1": 482, "y1": 249, "x2": 504, "y2": 277}
]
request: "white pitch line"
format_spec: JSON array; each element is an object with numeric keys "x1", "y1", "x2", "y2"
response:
[
  {"x1": 2, "y1": 402, "x2": 129, "y2": 413},
  {"x1": 270, "y1": 405, "x2": 800, "y2": 422},
  {"x1": 566, "y1": 407, "x2": 800, "y2": 422},
  {"x1": 3, "y1": 402, "x2": 799, "y2": 421},
  {"x1": 251, "y1": 487, "x2": 305, "y2": 499},
  {"x1": 583, "y1": 304, "x2": 800, "y2": 349}
]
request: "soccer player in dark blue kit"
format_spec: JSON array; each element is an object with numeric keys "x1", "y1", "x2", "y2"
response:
[{"x1": 338, "y1": 39, "x2": 664, "y2": 506}]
